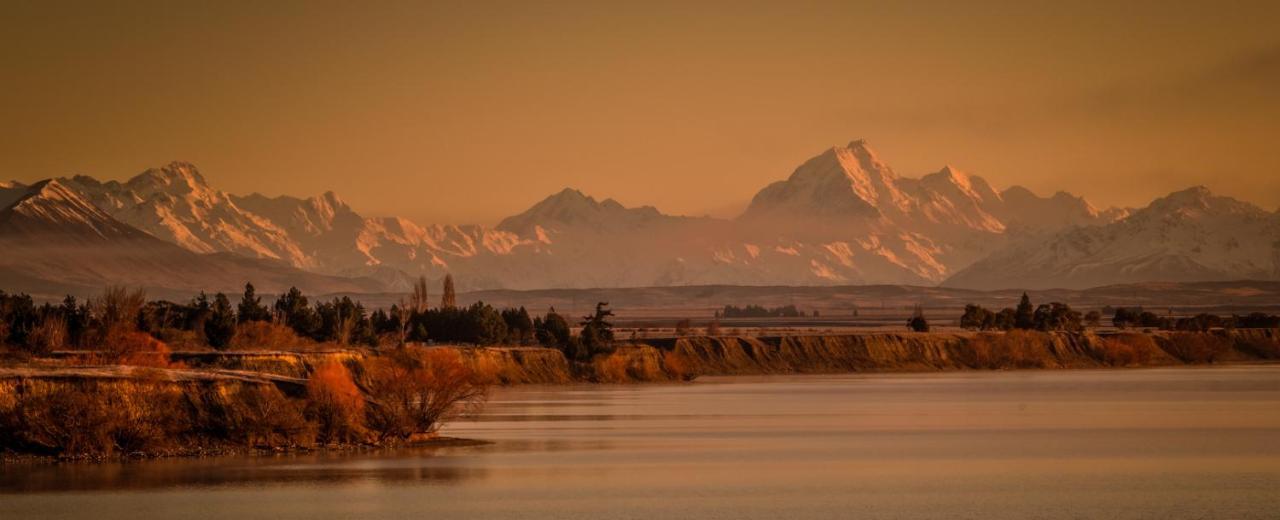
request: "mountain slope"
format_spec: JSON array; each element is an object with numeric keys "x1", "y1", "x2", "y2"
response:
[
  {"x1": 943, "y1": 186, "x2": 1280, "y2": 289},
  {"x1": 60, "y1": 163, "x2": 312, "y2": 267},
  {"x1": 0, "y1": 180, "x2": 388, "y2": 299}
]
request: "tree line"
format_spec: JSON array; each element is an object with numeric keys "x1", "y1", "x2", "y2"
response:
[
  {"x1": 0, "y1": 275, "x2": 619, "y2": 360},
  {"x1": 717, "y1": 304, "x2": 803, "y2": 318},
  {"x1": 959, "y1": 294, "x2": 1091, "y2": 332},
  {"x1": 959, "y1": 293, "x2": 1279, "y2": 332}
]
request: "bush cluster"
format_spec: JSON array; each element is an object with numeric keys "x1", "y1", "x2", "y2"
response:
[{"x1": 0, "y1": 347, "x2": 489, "y2": 457}]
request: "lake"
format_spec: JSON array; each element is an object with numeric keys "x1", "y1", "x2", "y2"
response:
[{"x1": 5, "y1": 366, "x2": 1280, "y2": 519}]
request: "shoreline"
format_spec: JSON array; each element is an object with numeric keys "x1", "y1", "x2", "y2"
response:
[
  {"x1": 1, "y1": 436, "x2": 491, "y2": 465},
  {"x1": 4, "y1": 329, "x2": 1278, "y2": 462}
]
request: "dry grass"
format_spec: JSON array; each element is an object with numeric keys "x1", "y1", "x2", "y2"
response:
[
  {"x1": 1159, "y1": 333, "x2": 1232, "y2": 364},
  {"x1": 959, "y1": 330, "x2": 1052, "y2": 369},
  {"x1": 591, "y1": 353, "x2": 631, "y2": 383},
  {"x1": 661, "y1": 350, "x2": 695, "y2": 381},
  {"x1": 1090, "y1": 333, "x2": 1157, "y2": 367}
]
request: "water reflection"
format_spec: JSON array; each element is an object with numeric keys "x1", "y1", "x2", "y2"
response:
[{"x1": 0, "y1": 447, "x2": 488, "y2": 493}]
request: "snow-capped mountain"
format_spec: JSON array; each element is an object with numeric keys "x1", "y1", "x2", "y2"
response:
[
  {"x1": 0, "y1": 179, "x2": 388, "y2": 299},
  {"x1": 728, "y1": 140, "x2": 1126, "y2": 284},
  {"x1": 8, "y1": 138, "x2": 1265, "y2": 293},
  {"x1": 59, "y1": 163, "x2": 312, "y2": 268},
  {"x1": 944, "y1": 186, "x2": 1280, "y2": 289}
]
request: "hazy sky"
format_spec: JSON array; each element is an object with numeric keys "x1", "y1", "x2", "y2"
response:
[{"x1": 3, "y1": 1, "x2": 1278, "y2": 223}]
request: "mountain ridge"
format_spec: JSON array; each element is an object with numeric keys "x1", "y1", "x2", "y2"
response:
[{"x1": 6, "y1": 140, "x2": 1272, "y2": 292}]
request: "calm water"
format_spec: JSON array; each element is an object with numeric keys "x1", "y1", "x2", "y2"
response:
[{"x1": 5, "y1": 366, "x2": 1280, "y2": 519}]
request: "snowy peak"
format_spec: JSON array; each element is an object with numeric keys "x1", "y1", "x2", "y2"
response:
[
  {"x1": 994, "y1": 185, "x2": 1113, "y2": 230},
  {"x1": 1141, "y1": 185, "x2": 1263, "y2": 219},
  {"x1": 125, "y1": 161, "x2": 212, "y2": 199},
  {"x1": 944, "y1": 186, "x2": 1280, "y2": 289},
  {"x1": 0, "y1": 179, "x2": 144, "y2": 240},
  {"x1": 54, "y1": 163, "x2": 309, "y2": 264},
  {"x1": 496, "y1": 187, "x2": 671, "y2": 235},
  {"x1": 743, "y1": 140, "x2": 901, "y2": 219},
  {"x1": 8, "y1": 179, "x2": 102, "y2": 216}
]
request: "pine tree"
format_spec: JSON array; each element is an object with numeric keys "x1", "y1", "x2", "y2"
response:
[
  {"x1": 579, "y1": 302, "x2": 616, "y2": 357},
  {"x1": 440, "y1": 274, "x2": 457, "y2": 309},
  {"x1": 907, "y1": 305, "x2": 929, "y2": 332},
  {"x1": 237, "y1": 282, "x2": 271, "y2": 323},
  {"x1": 205, "y1": 293, "x2": 237, "y2": 349},
  {"x1": 1014, "y1": 292, "x2": 1035, "y2": 330}
]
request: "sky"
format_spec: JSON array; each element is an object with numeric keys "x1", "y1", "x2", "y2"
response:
[{"x1": 3, "y1": 0, "x2": 1278, "y2": 224}]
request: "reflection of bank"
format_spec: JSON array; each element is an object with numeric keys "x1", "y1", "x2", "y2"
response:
[{"x1": 0, "y1": 446, "x2": 490, "y2": 494}]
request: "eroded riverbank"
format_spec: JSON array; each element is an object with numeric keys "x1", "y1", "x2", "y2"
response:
[{"x1": 4, "y1": 329, "x2": 1278, "y2": 460}]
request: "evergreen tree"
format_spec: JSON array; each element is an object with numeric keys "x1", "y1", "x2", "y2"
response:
[
  {"x1": 907, "y1": 305, "x2": 929, "y2": 332},
  {"x1": 60, "y1": 295, "x2": 89, "y2": 347},
  {"x1": 463, "y1": 301, "x2": 507, "y2": 344},
  {"x1": 440, "y1": 274, "x2": 457, "y2": 309},
  {"x1": 1014, "y1": 292, "x2": 1035, "y2": 330},
  {"x1": 204, "y1": 293, "x2": 237, "y2": 349},
  {"x1": 579, "y1": 302, "x2": 616, "y2": 357},
  {"x1": 501, "y1": 306, "x2": 535, "y2": 344},
  {"x1": 535, "y1": 307, "x2": 571, "y2": 348},
  {"x1": 274, "y1": 287, "x2": 320, "y2": 339},
  {"x1": 237, "y1": 282, "x2": 271, "y2": 323}
]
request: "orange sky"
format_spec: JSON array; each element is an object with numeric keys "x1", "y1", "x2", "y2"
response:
[{"x1": 3, "y1": 1, "x2": 1278, "y2": 223}]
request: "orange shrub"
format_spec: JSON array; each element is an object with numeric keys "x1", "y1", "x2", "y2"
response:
[
  {"x1": 109, "y1": 332, "x2": 177, "y2": 368},
  {"x1": 306, "y1": 362, "x2": 367, "y2": 444},
  {"x1": 229, "y1": 321, "x2": 311, "y2": 351}
]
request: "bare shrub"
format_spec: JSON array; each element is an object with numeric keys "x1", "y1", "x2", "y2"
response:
[
  {"x1": 306, "y1": 362, "x2": 367, "y2": 444},
  {"x1": 26, "y1": 313, "x2": 68, "y2": 355},
  {"x1": 90, "y1": 286, "x2": 147, "y2": 346},
  {"x1": 8, "y1": 384, "x2": 117, "y2": 455},
  {"x1": 223, "y1": 384, "x2": 311, "y2": 447},
  {"x1": 364, "y1": 348, "x2": 488, "y2": 442},
  {"x1": 108, "y1": 381, "x2": 187, "y2": 454}
]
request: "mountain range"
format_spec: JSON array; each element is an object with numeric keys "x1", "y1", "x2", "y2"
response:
[{"x1": 3, "y1": 139, "x2": 1277, "y2": 297}]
